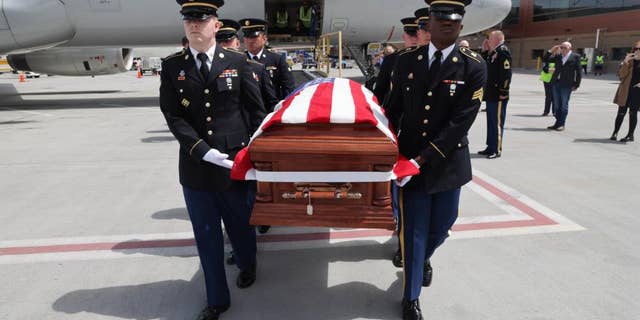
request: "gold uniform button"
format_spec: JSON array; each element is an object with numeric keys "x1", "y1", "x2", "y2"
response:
[
  {"x1": 423, "y1": 119, "x2": 429, "y2": 124},
  {"x1": 207, "y1": 130, "x2": 213, "y2": 135},
  {"x1": 425, "y1": 105, "x2": 431, "y2": 111},
  {"x1": 206, "y1": 117, "x2": 212, "y2": 122},
  {"x1": 205, "y1": 102, "x2": 211, "y2": 108},
  {"x1": 427, "y1": 91, "x2": 432, "y2": 96},
  {"x1": 204, "y1": 89, "x2": 210, "y2": 94},
  {"x1": 422, "y1": 132, "x2": 427, "y2": 137}
]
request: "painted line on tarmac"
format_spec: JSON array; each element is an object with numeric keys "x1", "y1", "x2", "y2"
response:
[{"x1": 0, "y1": 169, "x2": 584, "y2": 263}]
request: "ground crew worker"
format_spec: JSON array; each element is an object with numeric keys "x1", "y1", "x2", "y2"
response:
[
  {"x1": 580, "y1": 54, "x2": 588, "y2": 74},
  {"x1": 298, "y1": 1, "x2": 312, "y2": 31},
  {"x1": 275, "y1": 5, "x2": 289, "y2": 32},
  {"x1": 384, "y1": 0, "x2": 486, "y2": 318},
  {"x1": 540, "y1": 50, "x2": 555, "y2": 116},
  {"x1": 160, "y1": 1, "x2": 267, "y2": 319},
  {"x1": 478, "y1": 30, "x2": 512, "y2": 159},
  {"x1": 594, "y1": 53, "x2": 605, "y2": 76}
]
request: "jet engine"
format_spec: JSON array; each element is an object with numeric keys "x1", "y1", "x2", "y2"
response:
[{"x1": 7, "y1": 48, "x2": 134, "y2": 76}]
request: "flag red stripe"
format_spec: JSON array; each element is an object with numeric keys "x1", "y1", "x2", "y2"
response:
[
  {"x1": 350, "y1": 81, "x2": 376, "y2": 126},
  {"x1": 307, "y1": 82, "x2": 334, "y2": 123}
]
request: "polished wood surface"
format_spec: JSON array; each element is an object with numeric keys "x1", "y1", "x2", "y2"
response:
[{"x1": 249, "y1": 123, "x2": 398, "y2": 230}]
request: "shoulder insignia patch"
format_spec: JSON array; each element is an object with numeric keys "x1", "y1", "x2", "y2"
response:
[
  {"x1": 399, "y1": 45, "x2": 423, "y2": 56},
  {"x1": 459, "y1": 47, "x2": 481, "y2": 63},
  {"x1": 472, "y1": 88, "x2": 484, "y2": 101}
]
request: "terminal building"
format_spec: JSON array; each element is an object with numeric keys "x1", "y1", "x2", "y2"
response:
[{"x1": 472, "y1": 1, "x2": 640, "y2": 71}]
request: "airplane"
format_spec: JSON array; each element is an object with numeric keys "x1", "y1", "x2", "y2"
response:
[{"x1": 0, "y1": 0, "x2": 511, "y2": 76}]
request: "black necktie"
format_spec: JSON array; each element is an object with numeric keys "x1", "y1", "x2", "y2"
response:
[
  {"x1": 197, "y1": 53, "x2": 209, "y2": 80},
  {"x1": 253, "y1": 55, "x2": 260, "y2": 62},
  {"x1": 428, "y1": 50, "x2": 442, "y2": 86}
]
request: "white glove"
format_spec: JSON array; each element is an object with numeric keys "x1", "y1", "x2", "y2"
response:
[
  {"x1": 395, "y1": 159, "x2": 421, "y2": 187},
  {"x1": 203, "y1": 148, "x2": 233, "y2": 169}
]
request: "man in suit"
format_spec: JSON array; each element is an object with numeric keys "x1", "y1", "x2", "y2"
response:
[
  {"x1": 548, "y1": 41, "x2": 581, "y2": 131},
  {"x1": 159, "y1": 1, "x2": 266, "y2": 319},
  {"x1": 384, "y1": 0, "x2": 486, "y2": 319},
  {"x1": 478, "y1": 30, "x2": 512, "y2": 159}
]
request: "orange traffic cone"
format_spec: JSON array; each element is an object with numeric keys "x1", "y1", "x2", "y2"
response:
[
  {"x1": 19, "y1": 72, "x2": 25, "y2": 83},
  {"x1": 137, "y1": 68, "x2": 143, "y2": 78}
]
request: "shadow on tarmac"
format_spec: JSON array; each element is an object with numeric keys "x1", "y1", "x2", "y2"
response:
[
  {"x1": 506, "y1": 127, "x2": 551, "y2": 132},
  {"x1": 52, "y1": 239, "x2": 404, "y2": 320},
  {"x1": 152, "y1": 207, "x2": 189, "y2": 221},
  {"x1": 573, "y1": 138, "x2": 623, "y2": 144},
  {"x1": 141, "y1": 136, "x2": 176, "y2": 143}
]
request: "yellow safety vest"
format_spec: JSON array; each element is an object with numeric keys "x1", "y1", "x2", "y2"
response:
[
  {"x1": 540, "y1": 62, "x2": 555, "y2": 83},
  {"x1": 595, "y1": 55, "x2": 604, "y2": 65},
  {"x1": 580, "y1": 56, "x2": 588, "y2": 66},
  {"x1": 299, "y1": 6, "x2": 311, "y2": 28},
  {"x1": 276, "y1": 10, "x2": 288, "y2": 28}
]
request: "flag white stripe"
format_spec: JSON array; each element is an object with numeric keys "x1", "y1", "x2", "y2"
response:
[
  {"x1": 330, "y1": 78, "x2": 356, "y2": 123},
  {"x1": 281, "y1": 84, "x2": 317, "y2": 123},
  {"x1": 362, "y1": 85, "x2": 396, "y2": 142}
]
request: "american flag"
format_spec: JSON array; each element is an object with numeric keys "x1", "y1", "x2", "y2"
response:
[{"x1": 231, "y1": 78, "x2": 419, "y2": 182}]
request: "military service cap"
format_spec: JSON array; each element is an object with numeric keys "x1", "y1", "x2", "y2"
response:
[
  {"x1": 216, "y1": 19, "x2": 241, "y2": 41},
  {"x1": 176, "y1": 0, "x2": 224, "y2": 20},
  {"x1": 401, "y1": 17, "x2": 418, "y2": 36},
  {"x1": 239, "y1": 18, "x2": 268, "y2": 38},
  {"x1": 414, "y1": 7, "x2": 430, "y2": 30},
  {"x1": 425, "y1": 0, "x2": 471, "y2": 21}
]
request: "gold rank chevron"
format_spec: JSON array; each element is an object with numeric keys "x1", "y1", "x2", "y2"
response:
[{"x1": 472, "y1": 88, "x2": 484, "y2": 101}]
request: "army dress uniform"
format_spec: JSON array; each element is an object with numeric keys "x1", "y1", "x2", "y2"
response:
[
  {"x1": 384, "y1": 32, "x2": 486, "y2": 306},
  {"x1": 240, "y1": 18, "x2": 295, "y2": 101},
  {"x1": 373, "y1": 17, "x2": 419, "y2": 104},
  {"x1": 217, "y1": 19, "x2": 278, "y2": 112},
  {"x1": 480, "y1": 42, "x2": 512, "y2": 158},
  {"x1": 160, "y1": 1, "x2": 267, "y2": 314}
]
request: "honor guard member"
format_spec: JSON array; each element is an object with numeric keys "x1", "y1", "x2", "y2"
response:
[
  {"x1": 478, "y1": 30, "x2": 511, "y2": 159},
  {"x1": 414, "y1": 7, "x2": 432, "y2": 46},
  {"x1": 217, "y1": 19, "x2": 278, "y2": 112},
  {"x1": 383, "y1": 0, "x2": 486, "y2": 319},
  {"x1": 373, "y1": 17, "x2": 419, "y2": 104},
  {"x1": 240, "y1": 18, "x2": 295, "y2": 101},
  {"x1": 160, "y1": 1, "x2": 267, "y2": 319}
]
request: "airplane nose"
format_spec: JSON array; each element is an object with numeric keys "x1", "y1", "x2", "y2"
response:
[{"x1": 1, "y1": 0, "x2": 74, "y2": 53}]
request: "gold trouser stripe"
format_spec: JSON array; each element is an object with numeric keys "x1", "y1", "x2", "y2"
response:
[
  {"x1": 497, "y1": 101, "x2": 503, "y2": 153},
  {"x1": 430, "y1": 141, "x2": 446, "y2": 159},
  {"x1": 399, "y1": 188, "x2": 406, "y2": 293},
  {"x1": 182, "y1": 2, "x2": 218, "y2": 10},
  {"x1": 189, "y1": 139, "x2": 203, "y2": 156}
]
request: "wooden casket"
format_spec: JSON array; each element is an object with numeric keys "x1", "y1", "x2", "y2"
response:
[{"x1": 248, "y1": 122, "x2": 398, "y2": 230}]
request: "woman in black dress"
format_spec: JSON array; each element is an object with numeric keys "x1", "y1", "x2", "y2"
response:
[{"x1": 611, "y1": 41, "x2": 640, "y2": 142}]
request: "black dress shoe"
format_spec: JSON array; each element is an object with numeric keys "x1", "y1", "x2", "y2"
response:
[
  {"x1": 236, "y1": 263, "x2": 256, "y2": 288},
  {"x1": 547, "y1": 125, "x2": 558, "y2": 130},
  {"x1": 422, "y1": 260, "x2": 432, "y2": 287},
  {"x1": 477, "y1": 149, "x2": 491, "y2": 155},
  {"x1": 541, "y1": 112, "x2": 549, "y2": 116},
  {"x1": 258, "y1": 225, "x2": 271, "y2": 234},
  {"x1": 195, "y1": 305, "x2": 229, "y2": 320},
  {"x1": 487, "y1": 152, "x2": 501, "y2": 159},
  {"x1": 226, "y1": 251, "x2": 235, "y2": 265},
  {"x1": 392, "y1": 248, "x2": 403, "y2": 268},
  {"x1": 401, "y1": 298, "x2": 423, "y2": 320},
  {"x1": 620, "y1": 136, "x2": 634, "y2": 142},
  {"x1": 610, "y1": 133, "x2": 618, "y2": 141}
]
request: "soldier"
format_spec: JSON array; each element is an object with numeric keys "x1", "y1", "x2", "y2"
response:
[
  {"x1": 478, "y1": 30, "x2": 512, "y2": 159},
  {"x1": 240, "y1": 18, "x2": 295, "y2": 234},
  {"x1": 373, "y1": 17, "x2": 419, "y2": 104},
  {"x1": 159, "y1": 1, "x2": 266, "y2": 319},
  {"x1": 384, "y1": 1, "x2": 486, "y2": 319},
  {"x1": 239, "y1": 18, "x2": 295, "y2": 101},
  {"x1": 217, "y1": 19, "x2": 278, "y2": 112}
]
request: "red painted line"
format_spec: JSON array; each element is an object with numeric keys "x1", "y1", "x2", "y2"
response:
[{"x1": 0, "y1": 175, "x2": 558, "y2": 257}]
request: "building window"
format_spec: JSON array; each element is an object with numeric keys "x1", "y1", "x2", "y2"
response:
[
  {"x1": 612, "y1": 47, "x2": 632, "y2": 60},
  {"x1": 533, "y1": 0, "x2": 640, "y2": 22},
  {"x1": 504, "y1": 0, "x2": 520, "y2": 25}
]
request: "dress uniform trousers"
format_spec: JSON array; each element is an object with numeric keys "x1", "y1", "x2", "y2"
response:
[
  {"x1": 485, "y1": 99, "x2": 508, "y2": 154},
  {"x1": 182, "y1": 182, "x2": 257, "y2": 307},
  {"x1": 400, "y1": 186, "x2": 460, "y2": 300}
]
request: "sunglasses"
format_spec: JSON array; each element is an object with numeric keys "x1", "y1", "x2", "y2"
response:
[{"x1": 634, "y1": 47, "x2": 640, "y2": 51}]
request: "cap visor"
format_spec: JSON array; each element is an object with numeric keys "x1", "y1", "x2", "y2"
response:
[{"x1": 432, "y1": 12, "x2": 463, "y2": 21}]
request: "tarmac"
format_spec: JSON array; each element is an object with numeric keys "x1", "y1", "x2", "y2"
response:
[{"x1": 0, "y1": 67, "x2": 638, "y2": 320}]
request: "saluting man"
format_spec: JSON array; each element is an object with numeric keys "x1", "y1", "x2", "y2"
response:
[
  {"x1": 159, "y1": 1, "x2": 266, "y2": 319},
  {"x1": 478, "y1": 30, "x2": 512, "y2": 159},
  {"x1": 384, "y1": 1, "x2": 486, "y2": 319}
]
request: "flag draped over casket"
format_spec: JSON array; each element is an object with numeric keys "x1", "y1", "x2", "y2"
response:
[{"x1": 230, "y1": 78, "x2": 419, "y2": 182}]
